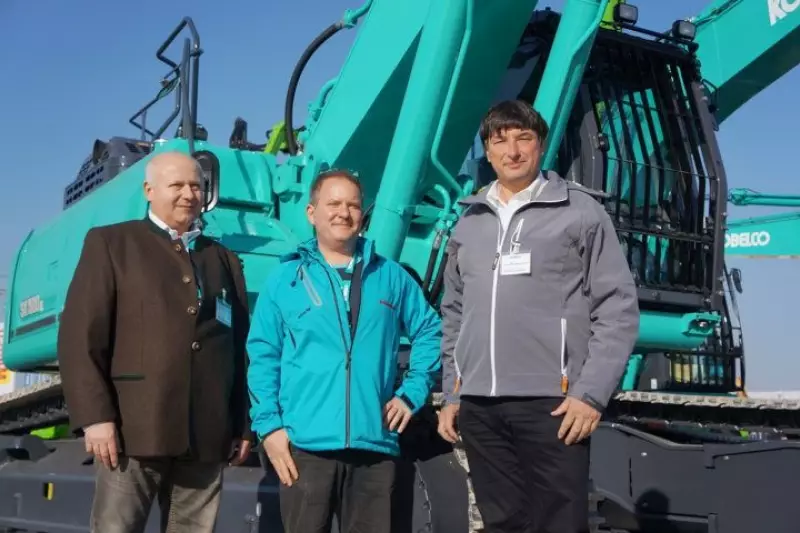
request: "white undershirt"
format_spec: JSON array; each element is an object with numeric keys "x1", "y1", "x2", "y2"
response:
[
  {"x1": 148, "y1": 210, "x2": 202, "y2": 248},
  {"x1": 485, "y1": 173, "x2": 546, "y2": 231}
]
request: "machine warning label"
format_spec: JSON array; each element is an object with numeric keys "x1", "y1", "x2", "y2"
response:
[{"x1": 19, "y1": 295, "x2": 44, "y2": 319}]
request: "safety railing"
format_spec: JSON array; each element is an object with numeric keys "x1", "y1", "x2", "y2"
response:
[{"x1": 128, "y1": 17, "x2": 202, "y2": 153}]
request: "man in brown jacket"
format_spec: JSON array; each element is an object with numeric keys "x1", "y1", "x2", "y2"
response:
[{"x1": 58, "y1": 151, "x2": 253, "y2": 533}]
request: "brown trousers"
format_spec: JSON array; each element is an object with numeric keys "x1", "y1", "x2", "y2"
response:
[{"x1": 90, "y1": 455, "x2": 224, "y2": 533}]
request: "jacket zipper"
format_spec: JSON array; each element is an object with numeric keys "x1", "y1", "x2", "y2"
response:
[
  {"x1": 322, "y1": 266, "x2": 355, "y2": 448},
  {"x1": 489, "y1": 219, "x2": 509, "y2": 397},
  {"x1": 484, "y1": 178, "x2": 563, "y2": 396}
]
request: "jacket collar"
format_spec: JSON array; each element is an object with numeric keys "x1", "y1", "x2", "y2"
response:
[
  {"x1": 145, "y1": 210, "x2": 204, "y2": 248},
  {"x1": 280, "y1": 235, "x2": 377, "y2": 267},
  {"x1": 461, "y1": 169, "x2": 569, "y2": 208}
]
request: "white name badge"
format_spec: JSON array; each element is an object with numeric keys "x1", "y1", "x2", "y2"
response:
[
  {"x1": 216, "y1": 297, "x2": 232, "y2": 327},
  {"x1": 500, "y1": 252, "x2": 531, "y2": 276}
]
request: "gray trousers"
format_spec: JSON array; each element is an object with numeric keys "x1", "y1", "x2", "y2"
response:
[{"x1": 90, "y1": 455, "x2": 224, "y2": 533}]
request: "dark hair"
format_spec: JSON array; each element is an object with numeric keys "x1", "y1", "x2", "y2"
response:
[
  {"x1": 478, "y1": 100, "x2": 549, "y2": 145},
  {"x1": 309, "y1": 168, "x2": 363, "y2": 205}
]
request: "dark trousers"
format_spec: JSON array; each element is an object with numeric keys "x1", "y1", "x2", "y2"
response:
[
  {"x1": 90, "y1": 455, "x2": 223, "y2": 533},
  {"x1": 279, "y1": 445, "x2": 396, "y2": 533},
  {"x1": 459, "y1": 396, "x2": 591, "y2": 533}
]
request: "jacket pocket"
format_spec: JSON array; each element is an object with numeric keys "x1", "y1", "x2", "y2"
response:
[
  {"x1": 110, "y1": 301, "x2": 146, "y2": 380},
  {"x1": 563, "y1": 313, "x2": 591, "y2": 384},
  {"x1": 300, "y1": 266, "x2": 323, "y2": 307}
]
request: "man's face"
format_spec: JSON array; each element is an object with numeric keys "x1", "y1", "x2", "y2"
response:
[
  {"x1": 306, "y1": 176, "x2": 363, "y2": 248},
  {"x1": 484, "y1": 127, "x2": 544, "y2": 185},
  {"x1": 144, "y1": 154, "x2": 204, "y2": 231}
]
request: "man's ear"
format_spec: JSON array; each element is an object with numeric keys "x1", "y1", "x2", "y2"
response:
[{"x1": 305, "y1": 203, "x2": 315, "y2": 226}]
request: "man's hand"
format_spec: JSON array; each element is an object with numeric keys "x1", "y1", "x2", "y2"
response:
[
  {"x1": 437, "y1": 403, "x2": 460, "y2": 443},
  {"x1": 263, "y1": 429, "x2": 299, "y2": 486},
  {"x1": 384, "y1": 397, "x2": 412, "y2": 433},
  {"x1": 551, "y1": 396, "x2": 601, "y2": 445},
  {"x1": 229, "y1": 438, "x2": 252, "y2": 466},
  {"x1": 84, "y1": 421, "x2": 119, "y2": 469}
]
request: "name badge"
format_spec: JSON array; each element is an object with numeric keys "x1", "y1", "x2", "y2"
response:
[
  {"x1": 500, "y1": 252, "x2": 531, "y2": 276},
  {"x1": 216, "y1": 293, "x2": 232, "y2": 327}
]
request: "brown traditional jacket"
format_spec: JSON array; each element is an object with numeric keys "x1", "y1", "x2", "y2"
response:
[{"x1": 57, "y1": 217, "x2": 253, "y2": 462}]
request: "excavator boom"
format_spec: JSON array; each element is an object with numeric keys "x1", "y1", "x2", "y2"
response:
[
  {"x1": 725, "y1": 187, "x2": 800, "y2": 258},
  {"x1": 726, "y1": 211, "x2": 800, "y2": 258},
  {"x1": 693, "y1": 0, "x2": 800, "y2": 123}
]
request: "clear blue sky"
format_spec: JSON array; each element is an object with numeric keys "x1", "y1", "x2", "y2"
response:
[{"x1": 0, "y1": 0, "x2": 796, "y2": 391}]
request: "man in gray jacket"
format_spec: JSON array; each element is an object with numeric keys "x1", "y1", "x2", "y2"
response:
[{"x1": 437, "y1": 100, "x2": 639, "y2": 533}]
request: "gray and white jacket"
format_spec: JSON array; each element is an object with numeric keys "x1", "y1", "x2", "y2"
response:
[{"x1": 440, "y1": 170, "x2": 640, "y2": 410}]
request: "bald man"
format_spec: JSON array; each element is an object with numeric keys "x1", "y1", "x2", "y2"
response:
[{"x1": 58, "y1": 151, "x2": 253, "y2": 533}]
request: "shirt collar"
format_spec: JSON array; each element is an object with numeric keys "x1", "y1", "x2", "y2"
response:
[
  {"x1": 148, "y1": 209, "x2": 203, "y2": 247},
  {"x1": 486, "y1": 171, "x2": 545, "y2": 208}
]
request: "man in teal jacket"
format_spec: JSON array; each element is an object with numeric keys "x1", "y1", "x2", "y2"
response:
[{"x1": 247, "y1": 169, "x2": 442, "y2": 533}]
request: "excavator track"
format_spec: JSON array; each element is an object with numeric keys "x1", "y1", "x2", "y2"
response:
[
  {"x1": 4, "y1": 382, "x2": 800, "y2": 437},
  {"x1": 613, "y1": 390, "x2": 800, "y2": 411},
  {"x1": 431, "y1": 390, "x2": 800, "y2": 412},
  {"x1": 433, "y1": 391, "x2": 800, "y2": 441},
  {"x1": 0, "y1": 377, "x2": 66, "y2": 434},
  {"x1": 604, "y1": 391, "x2": 800, "y2": 444},
  {"x1": 6, "y1": 375, "x2": 800, "y2": 440}
]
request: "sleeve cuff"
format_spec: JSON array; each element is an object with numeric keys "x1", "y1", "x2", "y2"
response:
[
  {"x1": 569, "y1": 390, "x2": 606, "y2": 413},
  {"x1": 253, "y1": 415, "x2": 283, "y2": 443}
]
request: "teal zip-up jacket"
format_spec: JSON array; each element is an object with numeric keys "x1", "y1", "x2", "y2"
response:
[{"x1": 246, "y1": 237, "x2": 442, "y2": 457}]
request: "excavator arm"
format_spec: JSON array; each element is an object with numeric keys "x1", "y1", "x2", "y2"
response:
[
  {"x1": 692, "y1": 0, "x2": 800, "y2": 124},
  {"x1": 280, "y1": 0, "x2": 610, "y2": 266},
  {"x1": 725, "y1": 188, "x2": 800, "y2": 258}
]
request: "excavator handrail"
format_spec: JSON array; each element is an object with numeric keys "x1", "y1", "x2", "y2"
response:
[{"x1": 128, "y1": 17, "x2": 204, "y2": 153}]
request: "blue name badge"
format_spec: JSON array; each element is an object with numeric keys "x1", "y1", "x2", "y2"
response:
[{"x1": 216, "y1": 296, "x2": 232, "y2": 328}]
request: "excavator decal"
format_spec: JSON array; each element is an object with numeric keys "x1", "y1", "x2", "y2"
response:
[{"x1": 769, "y1": 0, "x2": 800, "y2": 26}]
